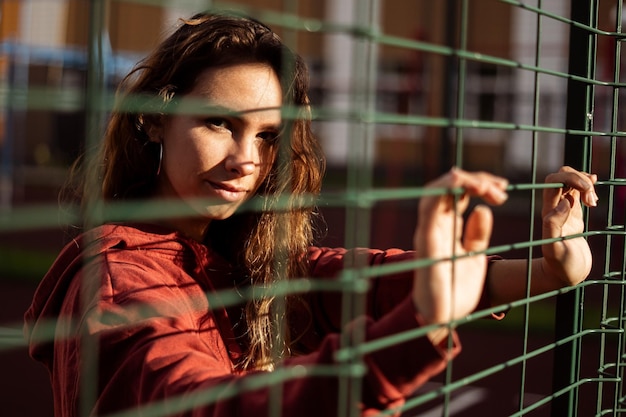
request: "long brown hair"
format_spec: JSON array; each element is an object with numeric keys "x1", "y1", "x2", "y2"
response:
[{"x1": 71, "y1": 12, "x2": 326, "y2": 371}]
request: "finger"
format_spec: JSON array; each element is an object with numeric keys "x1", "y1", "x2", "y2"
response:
[
  {"x1": 452, "y1": 168, "x2": 509, "y2": 205},
  {"x1": 545, "y1": 166, "x2": 598, "y2": 208},
  {"x1": 463, "y1": 204, "x2": 493, "y2": 253},
  {"x1": 443, "y1": 191, "x2": 470, "y2": 214},
  {"x1": 436, "y1": 168, "x2": 509, "y2": 206},
  {"x1": 419, "y1": 172, "x2": 465, "y2": 218},
  {"x1": 542, "y1": 197, "x2": 571, "y2": 239}
]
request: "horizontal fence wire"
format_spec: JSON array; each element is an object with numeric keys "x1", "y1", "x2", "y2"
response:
[{"x1": 1, "y1": 0, "x2": 626, "y2": 417}]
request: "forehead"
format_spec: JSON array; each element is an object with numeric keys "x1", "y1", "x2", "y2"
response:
[{"x1": 189, "y1": 63, "x2": 283, "y2": 118}]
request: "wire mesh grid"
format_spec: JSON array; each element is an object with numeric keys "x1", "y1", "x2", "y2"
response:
[{"x1": 1, "y1": 0, "x2": 626, "y2": 416}]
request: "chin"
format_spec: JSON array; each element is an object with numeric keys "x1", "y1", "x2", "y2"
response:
[{"x1": 202, "y1": 209, "x2": 238, "y2": 221}]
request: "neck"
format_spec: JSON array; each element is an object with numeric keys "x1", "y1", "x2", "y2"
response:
[{"x1": 155, "y1": 217, "x2": 211, "y2": 242}]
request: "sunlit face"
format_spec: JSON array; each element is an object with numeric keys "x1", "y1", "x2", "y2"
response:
[{"x1": 152, "y1": 63, "x2": 282, "y2": 240}]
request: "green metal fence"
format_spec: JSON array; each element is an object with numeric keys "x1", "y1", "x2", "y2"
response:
[{"x1": 1, "y1": 0, "x2": 626, "y2": 416}]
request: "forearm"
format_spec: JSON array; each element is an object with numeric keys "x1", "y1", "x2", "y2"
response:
[{"x1": 487, "y1": 258, "x2": 573, "y2": 307}]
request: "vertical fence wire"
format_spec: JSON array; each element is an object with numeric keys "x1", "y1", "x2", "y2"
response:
[
  {"x1": 265, "y1": 2, "x2": 300, "y2": 416},
  {"x1": 553, "y1": 1, "x2": 597, "y2": 416},
  {"x1": 598, "y1": 1, "x2": 624, "y2": 415},
  {"x1": 518, "y1": 0, "x2": 544, "y2": 413},
  {"x1": 443, "y1": 2, "x2": 466, "y2": 414},
  {"x1": 80, "y1": 2, "x2": 109, "y2": 416},
  {"x1": 337, "y1": 2, "x2": 379, "y2": 415}
]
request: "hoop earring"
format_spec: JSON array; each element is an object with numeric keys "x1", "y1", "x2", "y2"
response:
[{"x1": 156, "y1": 142, "x2": 163, "y2": 176}]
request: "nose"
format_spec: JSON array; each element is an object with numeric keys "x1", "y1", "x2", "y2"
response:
[{"x1": 224, "y1": 135, "x2": 258, "y2": 177}]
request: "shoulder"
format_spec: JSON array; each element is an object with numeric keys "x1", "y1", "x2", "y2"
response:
[
  {"x1": 75, "y1": 223, "x2": 184, "y2": 255},
  {"x1": 57, "y1": 223, "x2": 199, "y2": 293},
  {"x1": 56, "y1": 223, "x2": 204, "y2": 270},
  {"x1": 27, "y1": 224, "x2": 207, "y2": 341}
]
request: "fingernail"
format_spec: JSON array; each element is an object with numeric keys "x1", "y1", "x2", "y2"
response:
[
  {"x1": 495, "y1": 187, "x2": 509, "y2": 202},
  {"x1": 584, "y1": 191, "x2": 598, "y2": 207}
]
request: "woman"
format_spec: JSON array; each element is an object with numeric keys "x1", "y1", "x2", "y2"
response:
[{"x1": 24, "y1": 12, "x2": 598, "y2": 417}]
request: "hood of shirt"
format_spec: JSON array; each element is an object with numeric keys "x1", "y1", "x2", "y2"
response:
[{"x1": 22, "y1": 222, "x2": 228, "y2": 371}]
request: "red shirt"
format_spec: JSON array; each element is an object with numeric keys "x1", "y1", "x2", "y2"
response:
[{"x1": 24, "y1": 223, "x2": 463, "y2": 417}]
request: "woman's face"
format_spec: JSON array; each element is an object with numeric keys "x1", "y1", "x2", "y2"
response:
[{"x1": 153, "y1": 62, "x2": 282, "y2": 240}]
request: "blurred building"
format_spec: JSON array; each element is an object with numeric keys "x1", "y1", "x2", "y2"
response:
[{"x1": 0, "y1": 0, "x2": 619, "y2": 208}]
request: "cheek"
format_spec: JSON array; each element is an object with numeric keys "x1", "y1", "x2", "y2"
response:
[
  {"x1": 165, "y1": 132, "x2": 217, "y2": 170},
  {"x1": 165, "y1": 145, "x2": 198, "y2": 172}
]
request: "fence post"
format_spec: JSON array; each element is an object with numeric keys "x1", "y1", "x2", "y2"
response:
[
  {"x1": 551, "y1": 1, "x2": 596, "y2": 416},
  {"x1": 79, "y1": 1, "x2": 109, "y2": 416}
]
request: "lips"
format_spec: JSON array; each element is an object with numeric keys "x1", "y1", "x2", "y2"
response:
[{"x1": 207, "y1": 181, "x2": 248, "y2": 202}]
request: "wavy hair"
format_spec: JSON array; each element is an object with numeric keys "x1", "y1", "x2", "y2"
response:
[{"x1": 70, "y1": 12, "x2": 326, "y2": 371}]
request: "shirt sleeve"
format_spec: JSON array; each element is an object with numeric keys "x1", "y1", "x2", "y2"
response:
[
  {"x1": 299, "y1": 246, "x2": 461, "y2": 413},
  {"x1": 306, "y1": 246, "x2": 505, "y2": 330},
  {"x1": 282, "y1": 296, "x2": 460, "y2": 415}
]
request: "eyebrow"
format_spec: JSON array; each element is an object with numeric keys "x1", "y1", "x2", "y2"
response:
[{"x1": 171, "y1": 97, "x2": 283, "y2": 118}]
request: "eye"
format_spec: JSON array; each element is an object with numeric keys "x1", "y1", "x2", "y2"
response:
[
  {"x1": 257, "y1": 130, "x2": 280, "y2": 143},
  {"x1": 205, "y1": 118, "x2": 231, "y2": 132}
]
